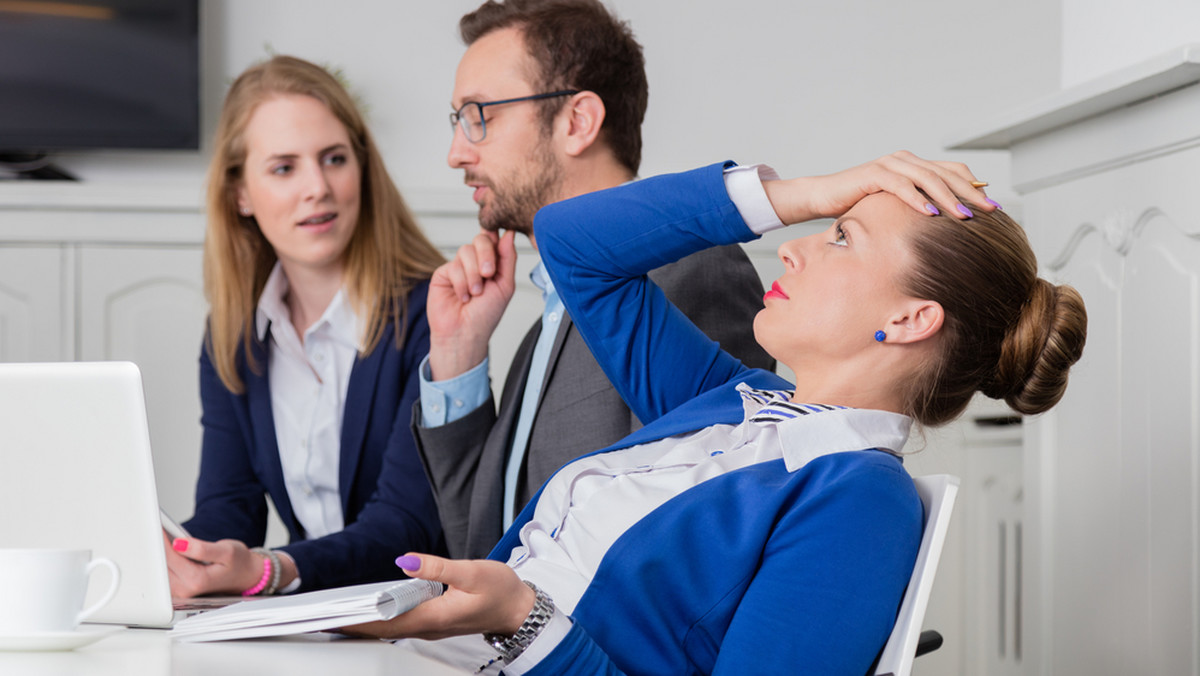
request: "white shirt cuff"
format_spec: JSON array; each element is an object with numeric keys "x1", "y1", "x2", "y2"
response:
[
  {"x1": 417, "y1": 355, "x2": 492, "y2": 427},
  {"x1": 276, "y1": 550, "x2": 301, "y2": 594},
  {"x1": 498, "y1": 608, "x2": 572, "y2": 675},
  {"x1": 723, "y1": 163, "x2": 785, "y2": 235}
]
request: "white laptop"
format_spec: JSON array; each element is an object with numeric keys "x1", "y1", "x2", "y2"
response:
[{"x1": 0, "y1": 361, "x2": 211, "y2": 628}]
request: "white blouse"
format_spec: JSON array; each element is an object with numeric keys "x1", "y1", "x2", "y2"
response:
[{"x1": 255, "y1": 263, "x2": 361, "y2": 540}]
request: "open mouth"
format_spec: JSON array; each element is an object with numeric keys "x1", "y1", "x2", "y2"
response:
[{"x1": 299, "y1": 213, "x2": 336, "y2": 226}]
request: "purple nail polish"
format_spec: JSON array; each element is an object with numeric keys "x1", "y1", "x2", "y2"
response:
[
  {"x1": 986, "y1": 198, "x2": 1002, "y2": 210},
  {"x1": 395, "y1": 555, "x2": 421, "y2": 571},
  {"x1": 956, "y1": 203, "x2": 974, "y2": 218},
  {"x1": 924, "y1": 203, "x2": 940, "y2": 216}
]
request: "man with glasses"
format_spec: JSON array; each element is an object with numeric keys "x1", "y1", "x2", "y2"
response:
[{"x1": 414, "y1": 0, "x2": 772, "y2": 559}]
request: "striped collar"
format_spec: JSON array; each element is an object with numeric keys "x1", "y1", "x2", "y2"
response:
[
  {"x1": 735, "y1": 383, "x2": 913, "y2": 469},
  {"x1": 740, "y1": 386, "x2": 850, "y2": 423},
  {"x1": 744, "y1": 391, "x2": 849, "y2": 422}
]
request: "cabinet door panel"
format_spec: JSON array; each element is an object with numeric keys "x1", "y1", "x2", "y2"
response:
[
  {"x1": 78, "y1": 246, "x2": 207, "y2": 523},
  {"x1": 0, "y1": 246, "x2": 67, "y2": 362}
]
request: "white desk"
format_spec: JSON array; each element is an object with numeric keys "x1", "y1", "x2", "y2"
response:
[{"x1": 0, "y1": 626, "x2": 469, "y2": 675}]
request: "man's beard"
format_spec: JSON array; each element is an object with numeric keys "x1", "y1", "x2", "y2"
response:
[{"x1": 476, "y1": 141, "x2": 562, "y2": 236}]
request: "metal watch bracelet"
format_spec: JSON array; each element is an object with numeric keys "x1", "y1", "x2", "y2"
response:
[{"x1": 483, "y1": 580, "x2": 554, "y2": 664}]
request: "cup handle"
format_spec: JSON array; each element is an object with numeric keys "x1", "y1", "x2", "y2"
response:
[{"x1": 77, "y1": 557, "x2": 121, "y2": 624}]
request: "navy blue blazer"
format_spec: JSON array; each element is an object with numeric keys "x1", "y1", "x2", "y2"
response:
[{"x1": 185, "y1": 280, "x2": 444, "y2": 592}]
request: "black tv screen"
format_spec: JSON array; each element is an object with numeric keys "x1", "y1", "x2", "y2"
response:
[{"x1": 0, "y1": 0, "x2": 199, "y2": 153}]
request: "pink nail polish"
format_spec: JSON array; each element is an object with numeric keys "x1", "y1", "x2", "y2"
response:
[{"x1": 173, "y1": 539, "x2": 189, "y2": 552}]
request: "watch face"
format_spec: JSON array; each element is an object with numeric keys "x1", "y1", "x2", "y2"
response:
[{"x1": 485, "y1": 634, "x2": 509, "y2": 653}]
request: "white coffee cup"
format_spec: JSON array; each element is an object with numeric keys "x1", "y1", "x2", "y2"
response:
[{"x1": 0, "y1": 548, "x2": 121, "y2": 634}]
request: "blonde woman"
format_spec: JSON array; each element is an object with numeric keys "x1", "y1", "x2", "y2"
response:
[{"x1": 165, "y1": 56, "x2": 445, "y2": 597}]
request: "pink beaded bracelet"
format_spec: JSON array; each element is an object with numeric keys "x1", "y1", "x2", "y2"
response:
[{"x1": 242, "y1": 552, "x2": 273, "y2": 596}]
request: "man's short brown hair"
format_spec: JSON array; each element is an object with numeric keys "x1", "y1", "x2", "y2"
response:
[{"x1": 460, "y1": 0, "x2": 648, "y2": 174}]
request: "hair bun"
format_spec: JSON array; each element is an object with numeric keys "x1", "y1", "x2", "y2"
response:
[{"x1": 985, "y1": 279, "x2": 1087, "y2": 415}]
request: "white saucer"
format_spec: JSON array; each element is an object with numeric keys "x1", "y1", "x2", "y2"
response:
[{"x1": 0, "y1": 625, "x2": 124, "y2": 652}]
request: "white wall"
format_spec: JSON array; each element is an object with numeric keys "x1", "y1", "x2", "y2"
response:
[
  {"x1": 50, "y1": 0, "x2": 1062, "y2": 217},
  {"x1": 1062, "y1": 0, "x2": 1200, "y2": 86}
]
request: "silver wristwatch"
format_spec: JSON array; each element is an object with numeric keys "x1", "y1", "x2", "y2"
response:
[{"x1": 483, "y1": 580, "x2": 554, "y2": 664}]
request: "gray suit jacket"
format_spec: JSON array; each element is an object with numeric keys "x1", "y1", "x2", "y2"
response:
[{"x1": 413, "y1": 243, "x2": 773, "y2": 559}]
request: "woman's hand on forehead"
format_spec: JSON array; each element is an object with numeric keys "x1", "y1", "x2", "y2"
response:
[{"x1": 762, "y1": 150, "x2": 997, "y2": 225}]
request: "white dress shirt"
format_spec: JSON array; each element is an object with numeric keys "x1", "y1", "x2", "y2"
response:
[{"x1": 255, "y1": 263, "x2": 361, "y2": 540}]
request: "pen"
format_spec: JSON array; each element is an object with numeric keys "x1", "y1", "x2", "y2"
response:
[
  {"x1": 160, "y1": 508, "x2": 192, "y2": 540},
  {"x1": 161, "y1": 509, "x2": 212, "y2": 565}
]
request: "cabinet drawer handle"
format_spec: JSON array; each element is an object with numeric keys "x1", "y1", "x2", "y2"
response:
[
  {"x1": 999, "y1": 521, "x2": 1006, "y2": 657},
  {"x1": 975, "y1": 415, "x2": 1023, "y2": 427}
]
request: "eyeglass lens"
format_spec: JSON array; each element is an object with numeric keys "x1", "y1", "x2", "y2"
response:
[{"x1": 455, "y1": 103, "x2": 485, "y2": 142}]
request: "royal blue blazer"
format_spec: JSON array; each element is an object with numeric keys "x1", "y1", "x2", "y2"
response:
[
  {"x1": 489, "y1": 164, "x2": 923, "y2": 675},
  {"x1": 185, "y1": 280, "x2": 444, "y2": 592}
]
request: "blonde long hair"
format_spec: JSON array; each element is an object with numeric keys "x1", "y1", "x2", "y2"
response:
[{"x1": 204, "y1": 55, "x2": 444, "y2": 393}]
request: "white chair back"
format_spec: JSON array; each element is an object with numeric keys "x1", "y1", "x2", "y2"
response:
[{"x1": 874, "y1": 474, "x2": 960, "y2": 676}]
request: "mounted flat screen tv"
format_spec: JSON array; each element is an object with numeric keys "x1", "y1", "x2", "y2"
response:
[{"x1": 0, "y1": 0, "x2": 199, "y2": 175}]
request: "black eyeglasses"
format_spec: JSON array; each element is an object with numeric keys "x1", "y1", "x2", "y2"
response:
[{"x1": 449, "y1": 90, "x2": 579, "y2": 143}]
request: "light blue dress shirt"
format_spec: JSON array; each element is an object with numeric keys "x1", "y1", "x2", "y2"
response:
[{"x1": 419, "y1": 262, "x2": 563, "y2": 529}]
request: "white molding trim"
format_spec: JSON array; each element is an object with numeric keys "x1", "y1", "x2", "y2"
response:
[
  {"x1": 946, "y1": 44, "x2": 1200, "y2": 151},
  {"x1": 0, "y1": 185, "x2": 478, "y2": 245},
  {"x1": 1046, "y1": 206, "x2": 1200, "y2": 271}
]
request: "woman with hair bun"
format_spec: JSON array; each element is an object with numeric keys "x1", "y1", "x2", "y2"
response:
[
  {"x1": 165, "y1": 56, "x2": 446, "y2": 598},
  {"x1": 351, "y1": 151, "x2": 1086, "y2": 676}
]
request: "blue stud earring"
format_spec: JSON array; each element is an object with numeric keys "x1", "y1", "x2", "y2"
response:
[{"x1": 874, "y1": 330, "x2": 886, "y2": 342}]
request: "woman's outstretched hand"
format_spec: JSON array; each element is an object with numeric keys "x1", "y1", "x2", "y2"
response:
[
  {"x1": 764, "y1": 150, "x2": 998, "y2": 224},
  {"x1": 342, "y1": 553, "x2": 536, "y2": 641}
]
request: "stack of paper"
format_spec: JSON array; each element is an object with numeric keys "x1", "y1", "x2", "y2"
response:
[{"x1": 170, "y1": 578, "x2": 443, "y2": 642}]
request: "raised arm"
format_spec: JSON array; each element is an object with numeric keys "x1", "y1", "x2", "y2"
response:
[{"x1": 536, "y1": 162, "x2": 758, "y2": 425}]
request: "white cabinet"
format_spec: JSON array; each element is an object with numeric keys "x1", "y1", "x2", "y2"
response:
[
  {"x1": 951, "y1": 46, "x2": 1200, "y2": 675},
  {"x1": 961, "y1": 412, "x2": 1025, "y2": 676},
  {"x1": 0, "y1": 188, "x2": 210, "y2": 522}
]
